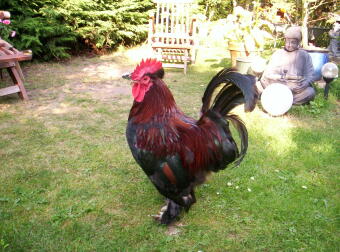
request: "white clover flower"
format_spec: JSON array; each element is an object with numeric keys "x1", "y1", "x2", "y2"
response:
[
  {"x1": 247, "y1": 188, "x2": 252, "y2": 192},
  {"x1": 250, "y1": 176, "x2": 255, "y2": 180},
  {"x1": 227, "y1": 182, "x2": 232, "y2": 186},
  {"x1": 302, "y1": 186, "x2": 307, "y2": 189},
  {"x1": 235, "y1": 186, "x2": 239, "y2": 189}
]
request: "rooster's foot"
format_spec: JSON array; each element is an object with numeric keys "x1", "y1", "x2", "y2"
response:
[
  {"x1": 151, "y1": 200, "x2": 182, "y2": 225},
  {"x1": 150, "y1": 203, "x2": 168, "y2": 222},
  {"x1": 160, "y1": 200, "x2": 182, "y2": 225}
]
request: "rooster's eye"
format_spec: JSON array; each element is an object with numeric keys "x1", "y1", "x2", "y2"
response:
[{"x1": 141, "y1": 76, "x2": 150, "y2": 83}]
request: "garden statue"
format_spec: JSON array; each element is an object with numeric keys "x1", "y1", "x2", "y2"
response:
[
  {"x1": 257, "y1": 26, "x2": 315, "y2": 105},
  {"x1": 328, "y1": 19, "x2": 340, "y2": 58}
]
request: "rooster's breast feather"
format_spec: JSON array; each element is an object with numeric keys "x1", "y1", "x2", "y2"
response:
[
  {"x1": 126, "y1": 116, "x2": 195, "y2": 194},
  {"x1": 127, "y1": 111, "x2": 238, "y2": 188}
]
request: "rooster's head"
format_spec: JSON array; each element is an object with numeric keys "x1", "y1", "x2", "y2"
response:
[{"x1": 123, "y1": 58, "x2": 164, "y2": 102}]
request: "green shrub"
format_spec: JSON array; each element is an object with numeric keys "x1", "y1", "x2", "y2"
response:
[
  {"x1": 56, "y1": 0, "x2": 153, "y2": 53},
  {"x1": 0, "y1": 0, "x2": 153, "y2": 60},
  {"x1": 1, "y1": 0, "x2": 78, "y2": 60},
  {"x1": 0, "y1": 18, "x2": 13, "y2": 40},
  {"x1": 196, "y1": 0, "x2": 233, "y2": 21}
]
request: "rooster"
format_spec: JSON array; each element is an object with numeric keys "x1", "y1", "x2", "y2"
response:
[{"x1": 123, "y1": 59, "x2": 257, "y2": 225}]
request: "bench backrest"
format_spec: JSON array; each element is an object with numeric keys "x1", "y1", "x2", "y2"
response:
[{"x1": 149, "y1": 0, "x2": 196, "y2": 46}]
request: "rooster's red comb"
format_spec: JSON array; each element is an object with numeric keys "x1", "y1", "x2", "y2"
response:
[{"x1": 131, "y1": 58, "x2": 162, "y2": 81}]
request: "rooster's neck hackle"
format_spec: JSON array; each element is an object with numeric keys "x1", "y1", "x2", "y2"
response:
[{"x1": 129, "y1": 78, "x2": 179, "y2": 123}]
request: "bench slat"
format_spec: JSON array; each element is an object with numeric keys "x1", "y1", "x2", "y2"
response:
[
  {"x1": 0, "y1": 53, "x2": 32, "y2": 63},
  {"x1": 0, "y1": 85, "x2": 20, "y2": 96}
]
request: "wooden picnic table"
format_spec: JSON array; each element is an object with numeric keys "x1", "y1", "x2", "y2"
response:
[{"x1": 0, "y1": 39, "x2": 32, "y2": 100}]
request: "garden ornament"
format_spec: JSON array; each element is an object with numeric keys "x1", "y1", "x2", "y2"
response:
[
  {"x1": 258, "y1": 26, "x2": 316, "y2": 106},
  {"x1": 328, "y1": 20, "x2": 340, "y2": 58},
  {"x1": 321, "y1": 62, "x2": 339, "y2": 99},
  {"x1": 284, "y1": 26, "x2": 302, "y2": 52},
  {"x1": 261, "y1": 83, "x2": 293, "y2": 116}
]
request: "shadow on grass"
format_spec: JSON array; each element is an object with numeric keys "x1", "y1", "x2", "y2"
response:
[
  {"x1": 205, "y1": 57, "x2": 231, "y2": 69},
  {"x1": 0, "y1": 94, "x2": 20, "y2": 104}
]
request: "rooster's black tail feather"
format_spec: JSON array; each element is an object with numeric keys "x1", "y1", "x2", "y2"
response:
[
  {"x1": 200, "y1": 69, "x2": 257, "y2": 167},
  {"x1": 226, "y1": 114, "x2": 248, "y2": 166},
  {"x1": 201, "y1": 69, "x2": 257, "y2": 116}
]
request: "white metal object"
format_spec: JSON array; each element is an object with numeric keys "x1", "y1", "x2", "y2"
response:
[
  {"x1": 321, "y1": 62, "x2": 339, "y2": 79},
  {"x1": 261, "y1": 83, "x2": 293, "y2": 116}
]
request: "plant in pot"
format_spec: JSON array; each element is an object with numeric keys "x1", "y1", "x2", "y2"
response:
[{"x1": 224, "y1": 6, "x2": 272, "y2": 67}]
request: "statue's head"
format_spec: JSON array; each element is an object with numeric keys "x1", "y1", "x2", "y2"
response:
[{"x1": 284, "y1": 27, "x2": 302, "y2": 52}]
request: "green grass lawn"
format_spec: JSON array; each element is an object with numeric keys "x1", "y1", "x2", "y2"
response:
[{"x1": 0, "y1": 46, "x2": 339, "y2": 251}]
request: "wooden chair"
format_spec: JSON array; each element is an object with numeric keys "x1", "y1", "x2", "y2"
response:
[{"x1": 148, "y1": 0, "x2": 198, "y2": 74}]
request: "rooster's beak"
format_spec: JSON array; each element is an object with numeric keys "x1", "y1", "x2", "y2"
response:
[{"x1": 122, "y1": 73, "x2": 131, "y2": 80}]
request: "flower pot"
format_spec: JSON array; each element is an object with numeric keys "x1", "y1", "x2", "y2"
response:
[
  {"x1": 228, "y1": 41, "x2": 258, "y2": 67},
  {"x1": 306, "y1": 48, "x2": 329, "y2": 81},
  {"x1": 228, "y1": 41, "x2": 246, "y2": 51},
  {"x1": 228, "y1": 42, "x2": 247, "y2": 67},
  {"x1": 236, "y1": 56, "x2": 254, "y2": 74}
]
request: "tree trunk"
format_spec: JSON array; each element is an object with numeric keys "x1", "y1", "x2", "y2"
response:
[{"x1": 301, "y1": 0, "x2": 310, "y2": 48}]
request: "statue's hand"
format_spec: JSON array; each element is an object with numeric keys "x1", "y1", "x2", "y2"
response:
[
  {"x1": 266, "y1": 73, "x2": 282, "y2": 81},
  {"x1": 285, "y1": 81, "x2": 296, "y2": 90},
  {"x1": 292, "y1": 85, "x2": 305, "y2": 93},
  {"x1": 287, "y1": 81, "x2": 307, "y2": 93}
]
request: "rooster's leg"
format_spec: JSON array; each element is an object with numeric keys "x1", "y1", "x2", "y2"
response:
[
  {"x1": 160, "y1": 199, "x2": 182, "y2": 225},
  {"x1": 190, "y1": 189, "x2": 196, "y2": 205},
  {"x1": 182, "y1": 189, "x2": 196, "y2": 212}
]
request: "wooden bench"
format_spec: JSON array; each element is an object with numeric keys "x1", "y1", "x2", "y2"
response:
[
  {"x1": 0, "y1": 11, "x2": 32, "y2": 100},
  {"x1": 0, "y1": 40, "x2": 32, "y2": 100},
  {"x1": 148, "y1": 0, "x2": 198, "y2": 74}
]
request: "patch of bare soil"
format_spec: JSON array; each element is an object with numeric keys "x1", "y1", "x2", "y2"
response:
[{"x1": 0, "y1": 47, "x2": 148, "y2": 117}]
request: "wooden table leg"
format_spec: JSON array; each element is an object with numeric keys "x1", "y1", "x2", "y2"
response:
[
  {"x1": 15, "y1": 62, "x2": 25, "y2": 82},
  {"x1": 7, "y1": 66, "x2": 28, "y2": 100}
]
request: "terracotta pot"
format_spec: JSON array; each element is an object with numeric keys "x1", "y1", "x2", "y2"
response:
[
  {"x1": 228, "y1": 41, "x2": 260, "y2": 68},
  {"x1": 228, "y1": 41, "x2": 246, "y2": 51},
  {"x1": 228, "y1": 42, "x2": 249, "y2": 67}
]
